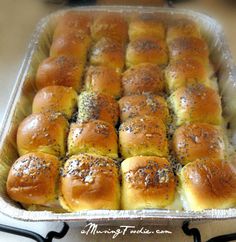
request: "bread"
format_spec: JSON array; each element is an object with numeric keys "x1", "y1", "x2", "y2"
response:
[
  {"x1": 129, "y1": 13, "x2": 165, "y2": 41},
  {"x1": 7, "y1": 152, "x2": 60, "y2": 206},
  {"x1": 90, "y1": 37, "x2": 125, "y2": 73},
  {"x1": 119, "y1": 94, "x2": 169, "y2": 124},
  {"x1": 60, "y1": 153, "x2": 120, "y2": 211},
  {"x1": 35, "y1": 56, "x2": 84, "y2": 92},
  {"x1": 122, "y1": 63, "x2": 165, "y2": 95},
  {"x1": 77, "y1": 91, "x2": 119, "y2": 126},
  {"x1": 179, "y1": 158, "x2": 236, "y2": 211},
  {"x1": 68, "y1": 120, "x2": 118, "y2": 158},
  {"x1": 126, "y1": 37, "x2": 168, "y2": 67},
  {"x1": 17, "y1": 112, "x2": 69, "y2": 158},
  {"x1": 84, "y1": 65, "x2": 121, "y2": 99},
  {"x1": 119, "y1": 116, "x2": 168, "y2": 158},
  {"x1": 173, "y1": 123, "x2": 225, "y2": 165},
  {"x1": 121, "y1": 156, "x2": 176, "y2": 210},
  {"x1": 165, "y1": 58, "x2": 209, "y2": 92},
  {"x1": 91, "y1": 12, "x2": 128, "y2": 45},
  {"x1": 169, "y1": 84, "x2": 222, "y2": 126},
  {"x1": 32, "y1": 86, "x2": 78, "y2": 119}
]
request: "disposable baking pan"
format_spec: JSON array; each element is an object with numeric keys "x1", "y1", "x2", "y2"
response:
[{"x1": 0, "y1": 6, "x2": 236, "y2": 225}]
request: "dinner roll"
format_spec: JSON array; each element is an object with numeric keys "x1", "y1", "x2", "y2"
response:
[
  {"x1": 179, "y1": 158, "x2": 236, "y2": 211},
  {"x1": 90, "y1": 37, "x2": 125, "y2": 72},
  {"x1": 68, "y1": 120, "x2": 118, "y2": 158},
  {"x1": 119, "y1": 94, "x2": 169, "y2": 124},
  {"x1": 84, "y1": 65, "x2": 121, "y2": 98},
  {"x1": 165, "y1": 58, "x2": 209, "y2": 92},
  {"x1": 121, "y1": 156, "x2": 176, "y2": 210},
  {"x1": 17, "y1": 112, "x2": 69, "y2": 158},
  {"x1": 77, "y1": 91, "x2": 119, "y2": 126},
  {"x1": 35, "y1": 56, "x2": 84, "y2": 92},
  {"x1": 126, "y1": 37, "x2": 168, "y2": 67},
  {"x1": 122, "y1": 63, "x2": 165, "y2": 95},
  {"x1": 7, "y1": 152, "x2": 60, "y2": 206},
  {"x1": 32, "y1": 86, "x2": 77, "y2": 119},
  {"x1": 173, "y1": 123, "x2": 225, "y2": 165},
  {"x1": 169, "y1": 84, "x2": 222, "y2": 126},
  {"x1": 60, "y1": 154, "x2": 120, "y2": 211},
  {"x1": 129, "y1": 13, "x2": 165, "y2": 41},
  {"x1": 119, "y1": 116, "x2": 168, "y2": 158},
  {"x1": 91, "y1": 12, "x2": 128, "y2": 45}
]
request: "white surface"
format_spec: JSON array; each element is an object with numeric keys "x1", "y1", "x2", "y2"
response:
[{"x1": 0, "y1": 0, "x2": 236, "y2": 241}]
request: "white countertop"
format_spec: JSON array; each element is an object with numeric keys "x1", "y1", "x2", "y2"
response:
[{"x1": 0, "y1": 0, "x2": 236, "y2": 241}]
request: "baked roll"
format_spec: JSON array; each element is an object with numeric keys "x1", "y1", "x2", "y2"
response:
[
  {"x1": 68, "y1": 120, "x2": 118, "y2": 158},
  {"x1": 50, "y1": 30, "x2": 91, "y2": 63},
  {"x1": 60, "y1": 153, "x2": 120, "y2": 211},
  {"x1": 121, "y1": 156, "x2": 176, "y2": 210},
  {"x1": 179, "y1": 158, "x2": 236, "y2": 211},
  {"x1": 119, "y1": 116, "x2": 168, "y2": 158},
  {"x1": 84, "y1": 65, "x2": 121, "y2": 99},
  {"x1": 32, "y1": 86, "x2": 78, "y2": 119},
  {"x1": 17, "y1": 112, "x2": 69, "y2": 158},
  {"x1": 77, "y1": 91, "x2": 119, "y2": 126},
  {"x1": 35, "y1": 56, "x2": 84, "y2": 92},
  {"x1": 90, "y1": 37, "x2": 125, "y2": 72},
  {"x1": 91, "y1": 12, "x2": 128, "y2": 45},
  {"x1": 165, "y1": 58, "x2": 209, "y2": 92},
  {"x1": 167, "y1": 19, "x2": 201, "y2": 43},
  {"x1": 173, "y1": 123, "x2": 225, "y2": 165},
  {"x1": 7, "y1": 152, "x2": 60, "y2": 207},
  {"x1": 129, "y1": 13, "x2": 165, "y2": 41},
  {"x1": 169, "y1": 84, "x2": 222, "y2": 126},
  {"x1": 119, "y1": 94, "x2": 169, "y2": 124},
  {"x1": 122, "y1": 63, "x2": 165, "y2": 96},
  {"x1": 126, "y1": 37, "x2": 168, "y2": 67}
]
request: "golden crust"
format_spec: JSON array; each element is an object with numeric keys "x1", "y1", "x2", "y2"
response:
[
  {"x1": 17, "y1": 112, "x2": 69, "y2": 158},
  {"x1": 121, "y1": 156, "x2": 176, "y2": 209},
  {"x1": 60, "y1": 153, "x2": 120, "y2": 211},
  {"x1": 122, "y1": 63, "x2": 165, "y2": 95},
  {"x1": 7, "y1": 152, "x2": 60, "y2": 205},
  {"x1": 180, "y1": 158, "x2": 236, "y2": 211},
  {"x1": 119, "y1": 116, "x2": 168, "y2": 158},
  {"x1": 173, "y1": 123, "x2": 225, "y2": 165},
  {"x1": 35, "y1": 56, "x2": 84, "y2": 92}
]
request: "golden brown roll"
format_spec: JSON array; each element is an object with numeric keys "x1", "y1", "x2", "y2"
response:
[
  {"x1": 169, "y1": 84, "x2": 222, "y2": 126},
  {"x1": 32, "y1": 86, "x2": 78, "y2": 119},
  {"x1": 84, "y1": 65, "x2": 121, "y2": 98},
  {"x1": 173, "y1": 123, "x2": 225, "y2": 165},
  {"x1": 91, "y1": 12, "x2": 128, "y2": 45},
  {"x1": 53, "y1": 11, "x2": 93, "y2": 39},
  {"x1": 122, "y1": 63, "x2": 165, "y2": 95},
  {"x1": 77, "y1": 91, "x2": 119, "y2": 126},
  {"x1": 167, "y1": 19, "x2": 201, "y2": 43},
  {"x1": 50, "y1": 30, "x2": 91, "y2": 63},
  {"x1": 68, "y1": 120, "x2": 118, "y2": 158},
  {"x1": 90, "y1": 37, "x2": 125, "y2": 73},
  {"x1": 179, "y1": 158, "x2": 236, "y2": 211},
  {"x1": 119, "y1": 116, "x2": 168, "y2": 158},
  {"x1": 129, "y1": 13, "x2": 165, "y2": 41},
  {"x1": 119, "y1": 94, "x2": 169, "y2": 124},
  {"x1": 165, "y1": 58, "x2": 209, "y2": 92},
  {"x1": 168, "y1": 37, "x2": 209, "y2": 64},
  {"x1": 60, "y1": 153, "x2": 120, "y2": 211},
  {"x1": 7, "y1": 152, "x2": 60, "y2": 206},
  {"x1": 35, "y1": 56, "x2": 84, "y2": 92},
  {"x1": 17, "y1": 112, "x2": 69, "y2": 158},
  {"x1": 121, "y1": 156, "x2": 176, "y2": 210},
  {"x1": 126, "y1": 37, "x2": 168, "y2": 67}
]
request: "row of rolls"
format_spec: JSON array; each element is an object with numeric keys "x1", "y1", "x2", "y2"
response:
[{"x1": 7, "y1": 11, "x2": 236, "y2": 212}]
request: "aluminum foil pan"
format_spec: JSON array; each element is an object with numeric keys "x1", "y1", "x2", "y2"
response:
[{"x1": 0, "y1": 6, "x2": 236, "y2": 225}]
